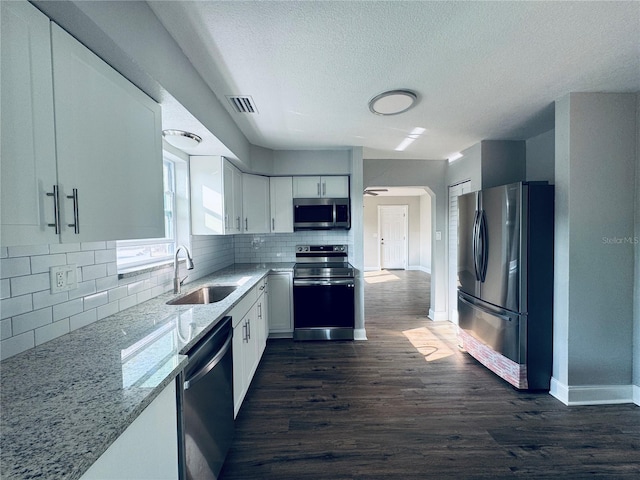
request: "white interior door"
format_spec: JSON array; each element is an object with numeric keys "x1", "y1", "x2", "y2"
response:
[
  {"x1": 379, "y1": 205, "x2": 408, "y2": 269},
  {"x1": 448, "y1": 181, "x2": 471, "y2": 324}
]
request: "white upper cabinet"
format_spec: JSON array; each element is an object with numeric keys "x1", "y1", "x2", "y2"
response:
[
  {"x1": 242, "y1": 174, "x2": 270, "y2": 234},
  {"x1": 1, "y1": 1, "x2": 59, "y2": 246},
  {"x1": 269, "y1": 177, "x2": 293, "y2": 233},
  {"x1": 51, "y1": 24, "x2": 163, "y2": 243},
  {"x1": 191, "y1": 156, "x2": 241, "y2": 235},
  {"x1": 1, "y1": 2, "x2": 164, "y2": 246},
  {"x1": 292, "y1": 176, "x2": 349, "y2": 198}
]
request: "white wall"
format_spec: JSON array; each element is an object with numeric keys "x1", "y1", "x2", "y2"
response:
[
  {"x1": 362, "y1": 195, "x2": 431, "y2": 272},
  {"x1": 634, "y1": 93, "x2": 640, "y2": 393},
  {"x1": 363, "y1": 159, "x2": 447, "y2": 320},
  {"x1": 552, "y1": 92, "x2": 637, "y2": 405}
]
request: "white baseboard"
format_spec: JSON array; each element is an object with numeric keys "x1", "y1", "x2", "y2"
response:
[
  {"x1": 408, "y1": 265, "x2": 431, "y2": 274},
  {"x1": 354, "y1": 328, "x2": 367, "y2": 340},
  {"x1": 364, "y1": 266, "x2": 379, "y2": 272},
  {"x1": 428, "y1": 308, "x2": 448, "y2": 322},
  {"x1": 550, "y1": 377, "x2": 634, "y2": 405}
]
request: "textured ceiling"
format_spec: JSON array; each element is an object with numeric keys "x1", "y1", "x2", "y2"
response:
[{"x1": 149, "y1": 1, "x2": 640, "y2": 160}]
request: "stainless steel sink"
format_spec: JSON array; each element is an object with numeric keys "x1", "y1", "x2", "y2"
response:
[{"x1": 167, "y1": 285, "x2": 238, "y2": 305}]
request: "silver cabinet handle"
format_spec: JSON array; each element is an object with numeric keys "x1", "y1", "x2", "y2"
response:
[
  {"x1": 245, "y1": 218, "x2": 248, "y2": 231},
  {"x1": 317, "y1": 182, "x2": 321, "y2": 196},
  {"x1": 236, "y1": 216, "x2": 240, "y2": 230},
  {"x1": 246, "y1": 319, "x2": 251, "y2": 340},
  {"x1": 46, "y1": 185, "x2": 61, "y2": 234},
  {"x1": 67, "y1": 188, "x2": 79, "y2": 234},
  {"x1": 242, "y1": 321, "x2": 247, "y2": 342},
  {"x1": 322, "y1": 182, "x2": 326, "y2": 196},
  {"x1": 224, "y1": 214, "x2": 228, "y2": 229},
  {"x1": 272, "y1": 218, "x2": 275, "y2": 230}
]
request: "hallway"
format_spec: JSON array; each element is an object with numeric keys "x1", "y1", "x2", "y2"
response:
[{"x1": 220, "y1": 270, "x2": 640, "y2": 479}]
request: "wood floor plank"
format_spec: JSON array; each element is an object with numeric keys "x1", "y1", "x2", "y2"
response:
[{"x1": 219, "y1": 270, "x2": 640, "y2": 479}]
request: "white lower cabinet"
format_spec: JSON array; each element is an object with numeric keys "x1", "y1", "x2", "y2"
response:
[
  {"x1": 80, "y1": 381, "x2": 179, "y2": 480},
  {"x1": 268, "y1": 272, "x2": 293, "y2": 337},
  {"x1": 231, "y1": 279, "x2": 268, "y2": 418}
]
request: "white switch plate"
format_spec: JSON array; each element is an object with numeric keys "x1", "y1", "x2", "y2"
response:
[
  {"x1": 435, "y1": 231, "x2": 442, "y2": 241},
  {"x1": 50, "y1": 265, "x2": 78, "y2": 293}
]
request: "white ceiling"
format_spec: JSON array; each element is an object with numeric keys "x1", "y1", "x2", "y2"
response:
[{"x1": 148, "y1": 1, "x2": 640, "y2": 161}]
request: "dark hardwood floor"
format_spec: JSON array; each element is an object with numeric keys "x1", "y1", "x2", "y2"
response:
[{"x1": 220, "y1": 270, "x2": 640, "y2": 479}]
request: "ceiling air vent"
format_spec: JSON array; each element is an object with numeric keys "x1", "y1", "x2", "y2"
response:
[{"x1": 226, "y1": 95, "x2": 258, "y2": 114}]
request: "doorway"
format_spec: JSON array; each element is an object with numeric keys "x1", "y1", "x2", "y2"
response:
[{"x1": 378, "y1": 205, "x2": 408, "y2": 270}]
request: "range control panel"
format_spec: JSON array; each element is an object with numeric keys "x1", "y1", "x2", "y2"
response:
[{"x1": 296, "y1": 245, "x2": 347, "y2": 254}]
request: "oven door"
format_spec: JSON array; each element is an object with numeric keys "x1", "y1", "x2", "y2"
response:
[{"x1": 293, "y1": 278, "x2": 355, "y2": 340}]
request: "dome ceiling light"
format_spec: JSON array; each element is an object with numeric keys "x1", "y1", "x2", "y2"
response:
[
  {"x1": 162, "y1": 129, "x2": 202, "y2": 150},
  {"x1": 368, "y1": 89, "x2": 418, "y2": 116}
]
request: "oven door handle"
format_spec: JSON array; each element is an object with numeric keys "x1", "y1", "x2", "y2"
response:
[{"x1": 294, "y1": 278, "x2": 354, "y2": 287}]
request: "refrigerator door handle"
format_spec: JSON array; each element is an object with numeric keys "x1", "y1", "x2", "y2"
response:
[
  {"x1": 478, "y1": 210, "x2": 488, "y2": 282},
  {"x1": 472, "y1": 210, "x2": 481, "y2": 281},
  {"x1": 458, "y1": 293, "x2": 513, "y2": 322}
]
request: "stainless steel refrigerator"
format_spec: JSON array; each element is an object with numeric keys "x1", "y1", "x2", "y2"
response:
[{"x1": 457, "y1": 181, "x2": 554, "y2": 390}]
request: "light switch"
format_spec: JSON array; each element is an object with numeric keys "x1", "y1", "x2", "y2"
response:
[{"x1": 435, "y1": 231, "x2": 442, "y2": 241}]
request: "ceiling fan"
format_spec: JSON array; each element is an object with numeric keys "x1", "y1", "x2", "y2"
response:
[{"x1": 363, "y1": 188, "x2": 388, "y2": 196}]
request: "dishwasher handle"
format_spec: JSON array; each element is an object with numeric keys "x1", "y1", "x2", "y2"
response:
[{"x1": 184, "y1": 327, "x2": 233, "y2": 390}]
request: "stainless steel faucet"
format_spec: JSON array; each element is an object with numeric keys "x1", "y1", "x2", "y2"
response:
[{"x1": 174, "y1": 245, "x2": 195, "y2": 294}]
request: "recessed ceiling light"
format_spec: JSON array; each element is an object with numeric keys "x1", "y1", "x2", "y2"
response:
[
  {"x1": 162, "y1": 130, "x2": 202, "y2": 150},
  {"x1": 369, "y1": 90, "x2": 418, "y2": 116}
]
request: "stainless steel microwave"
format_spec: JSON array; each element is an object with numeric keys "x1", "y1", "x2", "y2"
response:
[{"x1": 293, "y1": 198, "x2": 351, "y2": 230}]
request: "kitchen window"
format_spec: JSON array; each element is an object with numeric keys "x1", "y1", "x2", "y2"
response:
[{"x1": 116, "y1": 156, "x2": 179, "y2": 271}]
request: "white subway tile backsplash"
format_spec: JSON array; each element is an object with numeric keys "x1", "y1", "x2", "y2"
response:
[
  {"x1": 81, "y1": 241, "x2": 106, "y2": 251},
  {"x1": 12, "y1": 308, "x2": 52, "y2": 335},
  {"x1": 1, "y1": 257, "x2": 31, "y2": 279},
  {"x1": 97, "y1": 301, "x2": 119, "y2": 320},
  {"x1": 1, "y1": 295, "x2": 33, "y2": 320},
  {"x1": 8, "y1": 245, "x2": 50, "y2": 257},
  {"x1": 95, "y1": 249, "x2": 116, "y2": 264},
  {"x1": 95, "y1": 276, "x2": 118, "y2": 292},
  {"x1": 33, "y1": 290, "x2": 69, "y2": 310},
  {"x1": 84, "y1": 291, "x2": 108, "y2": 311},
  {"x1": 30, "y1": 254, "x2": 68, "y2": 274},
  {"x1": 49, "y1": 243, "x2": 80, "y2": 254},
  {"x1": 1, "y1": 279, "x2": 9, "y2": 300},
  {"x1": 53, "y1": 299, "x2": 83, "y2": 322},
  {"x1": 0, "y1": 234, "x2": 234, "y2": 359},
  {"x1": 1, "y1": 319, "x2": 12, "y2": 340},
  {"x1": 68, "y1": 281, "x2": 97, "y2": 301},
  {"x1": 67, "y1": 251, "x2": 95, "y2": 267},
  {"x1": 69, "y1": 309, "x2": 97, "y2": 331},
  {"x1": 10, "y1": 272, "x2": 50, "y2": 296},
  {"x1": 119, "y1": 295, "x2": 138, "y2": 311},
  {"x1": 108, "y1": 286, "x2": 128, "y2": 302},
  {"x1": 81, "y1": 264, "x2": 107, "y2": 281},
  {"x1": 35, "y1": 319, "x2": 70, "y2": 346},
  {"x1": 1, "y1": 331, "x2": 35, "y2": 360}
]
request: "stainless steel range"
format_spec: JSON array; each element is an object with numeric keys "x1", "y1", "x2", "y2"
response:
[{"x1": 293, "y1": 245, "x2": 355, "y2": 341}]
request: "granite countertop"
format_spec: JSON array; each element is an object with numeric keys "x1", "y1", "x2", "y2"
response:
[{"x1": 0, "y1": 263, "x2": 293, "y2": 480}]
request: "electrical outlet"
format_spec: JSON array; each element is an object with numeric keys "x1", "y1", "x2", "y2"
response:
[{"x1": 50, "y1": 265, "x2": 78, "y2": 293}]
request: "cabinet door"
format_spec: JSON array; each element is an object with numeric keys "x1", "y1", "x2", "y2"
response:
[
  {"x1": 293, "y1": 176, "x2": 321, "y2": 198},
  {"x1": 191, "y1": 156, "x2": 225, "y2": 235},
  {"x1": 243, "y1": 174, "x2": 270, "y2": 233},
  {"x1": 51, "y1": 24, "x2": 164, "y2": 243},
  {"x1": 269, "y1": 177, "x2": 293, "y2": 233},
  {"x1": 268, "y1": 273, "x2": 293, "y2": 335},
  {"x1": 80, "y1": 381, "x2": 178, "y2": 480},
  {"x1": 232, "y1": 320, "x2": 246, "y2": 417},
  {"x1": 1, "y1": 1, "x2": 59, "y2": 246},
  {"x1": 232, "y1": 166, "x2": 243, "y2": 233},
  {"x1": 322, "y1": 176, "x2": 350, "y2": 197},
  {"x1": 223, "y1": 160, "x2": 235, "y2": 233}
]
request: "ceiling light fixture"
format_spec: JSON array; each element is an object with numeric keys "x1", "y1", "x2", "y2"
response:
[
  {"x1": 368, "y1": 89, "x2": 418, "y2": 116},
  {"x1": 162, "y1": 129, "x2": 202, "y2": 150}
]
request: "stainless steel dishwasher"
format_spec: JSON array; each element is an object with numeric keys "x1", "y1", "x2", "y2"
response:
[{"x1": 178, "y1": 316, "x2": 234, "y2": 480}]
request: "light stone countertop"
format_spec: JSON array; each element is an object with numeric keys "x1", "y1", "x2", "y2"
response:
[{"x1": 0, "y1": 263, "x2": 293, "y2": 480}]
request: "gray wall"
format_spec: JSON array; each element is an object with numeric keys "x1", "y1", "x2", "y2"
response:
[
  {"x1": 553, "y1": 93, "x2": 637, "y2": 401},
  {"x1": 635, "y1": 93, "x2": 640, "y2": 389},
  {"x1": 526, "y1": 129, "x2": 555, "y2": 183},
  {"x1": 363, "y1": 159, "x2": 447, "y2": 320}
]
